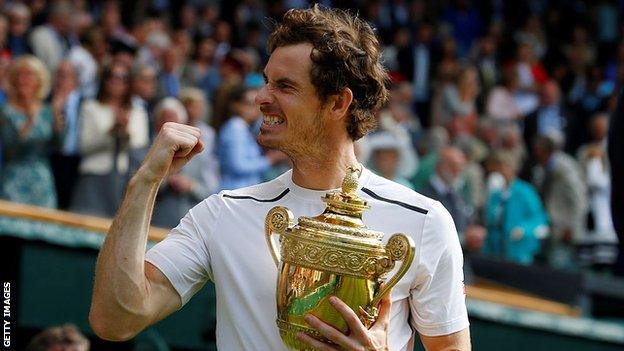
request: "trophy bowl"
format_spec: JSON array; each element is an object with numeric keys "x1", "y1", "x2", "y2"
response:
[{"x1": 265, "y1": 168, "x2": 415, "y2": 350}]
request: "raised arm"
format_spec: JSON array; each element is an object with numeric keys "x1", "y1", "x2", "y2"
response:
[{"x1": 89, "y1": 122, "x2": 203, "y2": 341}]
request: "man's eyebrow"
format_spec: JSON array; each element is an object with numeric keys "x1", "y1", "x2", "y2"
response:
[{"x1": 263, "y1": 72, "x2": 300, "y2": 88}]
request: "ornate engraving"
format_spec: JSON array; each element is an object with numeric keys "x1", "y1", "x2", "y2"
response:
[
  {"x1": 280, "y1": 235, "x2": 393, "y2": 279},
  {"x1": 387, "y1": 234, "x2": 410, "y2": 260}
]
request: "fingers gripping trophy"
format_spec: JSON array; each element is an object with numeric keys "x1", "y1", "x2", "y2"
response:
[{"x1": 266, "y1": 167, "x2": 416, "y2": 350}]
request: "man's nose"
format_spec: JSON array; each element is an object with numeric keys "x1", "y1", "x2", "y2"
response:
[{"x1": 255, "y1": 84, "x2": 273, "y2": 106}]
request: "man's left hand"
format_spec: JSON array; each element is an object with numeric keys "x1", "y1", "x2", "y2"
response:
[{"x1": 297, "y1": 292, "x2": 391, "y2": 351}]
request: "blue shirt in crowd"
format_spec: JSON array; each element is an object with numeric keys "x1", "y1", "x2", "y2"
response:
[{"x1": 217, "y1": 116, "x2": 270, "y2": 191}]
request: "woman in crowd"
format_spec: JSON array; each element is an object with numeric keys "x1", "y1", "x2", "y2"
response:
[
  {"x1": 483, "y1": 152, "x2": 549, "y2": 265},
  {"x1": 439, "y1": 65, "x2": 480, "y2": 138},
  {"x1": 0, "y1": 55, "x2": 62, "y2": 208},
  {"x1": 70, "y1": 63, "x2": 149, "y2": 217}
]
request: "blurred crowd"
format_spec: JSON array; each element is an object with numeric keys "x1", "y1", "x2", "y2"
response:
[{"x1": 0, "y1": 0, "x2": 621, "y2": 274}]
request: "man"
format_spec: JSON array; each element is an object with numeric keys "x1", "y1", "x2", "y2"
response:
[
  {"x1": 26, "y1": 324, "x2": 90, "y2": 351},
  {"x1": 532, "y1": 134, "x2": 588, "y2": 269},
  {"x1": 29, "y1": 1, "x2": 74, "y2": 73},
  {"x1": 420, "y1": 146, "x2": 486, "y2": 282},
  {"x1": 89, "y1": 6, "x2": 470, "y2": 351},
  {"x1": 131, "y1": 63, "x2": 158, "y2": 139}
]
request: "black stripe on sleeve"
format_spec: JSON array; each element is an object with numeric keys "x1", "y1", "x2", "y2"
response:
[
  {"x1": 223, "y1": 188, "x2": 290, "y2": 202},
  {"x1": 361, "y1": 187, "x2": 428, "y2": 215}
]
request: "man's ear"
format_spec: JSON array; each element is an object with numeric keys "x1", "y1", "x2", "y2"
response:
[{"x1": 328, "y1": 87, "x2": 353, "y2": 121}]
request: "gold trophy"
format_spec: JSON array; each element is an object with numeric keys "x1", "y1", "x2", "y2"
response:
[{"x1": 265, "y1": 168, "x2": 416, "y2": 350}]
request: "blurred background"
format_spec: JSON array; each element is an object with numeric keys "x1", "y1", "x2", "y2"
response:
[{"x1": 0, "y1": 0, "x2": 623, "y2": 350}]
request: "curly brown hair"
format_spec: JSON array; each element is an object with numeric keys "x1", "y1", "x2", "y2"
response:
[{"x1": 268, "y1": 5, "x2": 389, "y2": 141}]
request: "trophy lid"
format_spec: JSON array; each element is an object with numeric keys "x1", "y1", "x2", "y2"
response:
[{"x1": 296, "y1": 166, "x2": 384, "y2": 241}]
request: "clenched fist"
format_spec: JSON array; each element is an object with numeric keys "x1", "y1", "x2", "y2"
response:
[{"x1": 137, "y1": 122, "x2": 204, "y2": 184}]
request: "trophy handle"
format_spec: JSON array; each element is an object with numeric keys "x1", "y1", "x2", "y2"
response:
[
  {"x1": 368, "y1": 233, "x2": 415, "y2": 312},
  {"x1": 264, "y1": 206, "x2": 294, "y2": 267}
]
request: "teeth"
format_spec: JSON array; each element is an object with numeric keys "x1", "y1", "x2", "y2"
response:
[{"x1": 263, "y1": 114, "x2": 284, "y2": 126}]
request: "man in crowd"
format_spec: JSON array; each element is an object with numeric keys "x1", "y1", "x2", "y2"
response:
[{"x1": 89, "y1": 6, "x2": 470, "y2": 351}]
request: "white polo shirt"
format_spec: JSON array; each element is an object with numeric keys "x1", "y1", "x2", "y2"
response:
[{"x1": 146, "y1": 168, "x2": 469, "y2": 350}]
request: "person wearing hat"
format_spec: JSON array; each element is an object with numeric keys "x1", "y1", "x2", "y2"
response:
[{"x1": 365, "y1": 131, "x2": 414, "y2": 189}]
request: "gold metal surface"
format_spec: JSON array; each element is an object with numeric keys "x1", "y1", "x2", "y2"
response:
[{"x1": 265, "y1": 168, "x2": 416, "y2": 350}]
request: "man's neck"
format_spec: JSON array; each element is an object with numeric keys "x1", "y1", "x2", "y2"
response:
[{"x1": 290, "y1": 144, "x2": 360, "y2": 190}]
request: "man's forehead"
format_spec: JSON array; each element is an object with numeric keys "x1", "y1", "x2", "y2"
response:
[{"x1": 264, "y1": 43, "x2": 313, "y2": 81}]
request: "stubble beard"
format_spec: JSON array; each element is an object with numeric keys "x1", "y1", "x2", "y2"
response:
[{"x1": 259, "y1": 110, "x2": 328, "y2": 165}]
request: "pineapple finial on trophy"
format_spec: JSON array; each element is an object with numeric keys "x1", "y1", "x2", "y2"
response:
[{"x1": 342, "y1": 166, "x2": 360, "y2": 196}]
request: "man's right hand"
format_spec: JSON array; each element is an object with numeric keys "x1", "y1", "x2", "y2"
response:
[{"x1": 138, "y1": 122, "x2": 204, "y2": 183}]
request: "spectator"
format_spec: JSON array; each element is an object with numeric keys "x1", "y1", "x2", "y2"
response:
[
  {"x1": 365, "y1": 131, "x2": 413, "y2": 189},
  {"x1": 532, "y1": 134, "x2": 588, "y2": 269},
  {"x1": 483, "y1": 151, "x2": 549, "y2": 265},
  {"x1": 28, "y1": 1, "x2": 74, "y2": 73},
  {"x1": 179, "y1": 87, "x2": 220, "y2": 195},
  {"x1": 67, "y1": 27, "x2": 108, "y2": 99},
  {"x1": 132, "y1": 98, "x2": 212, "y2": 228},
  {"x1": 181, "y1": 36, "x2": 220, "y2": 97},
  {"x1": 410, "y1": 126, "x2": 450, "y2": 190},
  {"x1": 217, "y1": 85, "x2": 283, "y2": 190},
  {"x1": 486, "y1": 65, "x2": 523, "y2": 121},
  {"x1": 421, "y1": 145, "x2": 486, "y2": 282},
  {"x1": 158, "y1": 46, "x2": 183, "y2": 97},
  {"x1": 523, "y1": 80, "x2": 570, "y2": 153},
  {"x1": 439, "y1": 65, "x2": 480, "y2": 138},
  {"x1": 0, "y1": 55, "x2": 61, "y2": 208},
  {"x1": 577, "y1": 113, "x2": 618, "y2": 268},
  {"x1": 6, "y1": 2, "x2": 31, "y2": 57},
  {"x1": 49, "y1": 60, "x2": 83, "y2": 210},
  {"x1": 130, "y1": 63, "x2": 158, "y2": 138},
  {"x1": 26, "y1": 324, "x2": 89, "y2": 351},
  {"x1": 71, "y1": 63, "x2": 149, "y2": 217},
  {"x1": 420, "y1": 146, "x2": 472, "y2": 234},
  {"x1": 396, "y1": 22, "x2": 436, "y2": 127}
]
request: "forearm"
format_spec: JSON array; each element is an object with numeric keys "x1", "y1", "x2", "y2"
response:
[{"x1": 90, "y1": 170, "x2": 161, "y2": 340}]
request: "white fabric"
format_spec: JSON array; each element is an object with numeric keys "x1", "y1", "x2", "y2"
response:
[
  {"x1": 78, "y1": 100, "x2": 149, "y2": 175},
  {"x1": 146, "y1": 168, "x2": 469, "y2": 350}
]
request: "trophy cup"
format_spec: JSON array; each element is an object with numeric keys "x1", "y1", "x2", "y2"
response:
[{"x1": 265, "y1": 168, "x2": 416, "y2": 350}]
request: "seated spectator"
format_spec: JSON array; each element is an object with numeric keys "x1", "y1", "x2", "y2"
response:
[
  {"x1": 0, "y1": 55, "x2": 62, "y2": 208},
  {"x1": 26, "y1": 324, "x2": 89, "y2": 351},
  {"x1": 532, "y1": 133, "x2": 588, "y2": 270},
  {"x1": 577, "y1": 113, "x2": 619, "y2": 268},
  {"x1": 217, "y1": 85, "x2": 283, "y2": 190},
  {"x1": 365, "y1": 131, "x2": 413, "y2": 189},
  {"x1": 71, "y1": 63, "x2": 149, "y2": 217},
  {"x1": 483, "y1": 151, "x2": 549, "y2": 265},
  {"x1": 179, "y1": 87, "x2": 220, "y2": 195}
]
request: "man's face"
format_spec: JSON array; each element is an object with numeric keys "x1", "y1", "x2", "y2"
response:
[{"x1": 255, "y1": 43, "x2": 329, "y2": 157}]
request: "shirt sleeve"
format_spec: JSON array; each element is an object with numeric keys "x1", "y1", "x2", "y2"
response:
[
  {"x1": 409, "y1": 201, "x2": 469, "y2": 336},
  {"x1": 145, "y1": 196, "x2": 218, "y2": 305}
]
